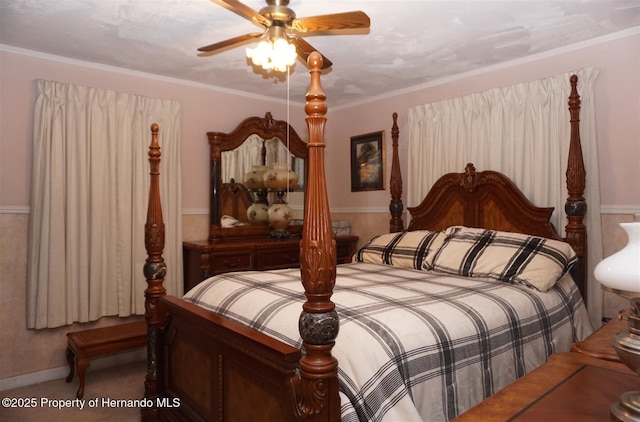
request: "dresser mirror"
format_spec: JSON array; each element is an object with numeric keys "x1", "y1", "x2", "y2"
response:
[
  {"x1": 221, "y1": 135, "x2": 288, "y2": 183},
  {"x1": 208, "y1": 112, "x2": 307, "y2": 241}
]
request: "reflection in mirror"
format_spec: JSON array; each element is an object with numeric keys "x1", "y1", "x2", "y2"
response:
[
  {"x1": 221, "y1": 135, "x2": 291, "y2": 183},
  {"x1": 208, "y1": 113, "x2": 308, "y2": 241},
  {"x1": 221, "y1": 134, "x2": 304, "y2": 227}
]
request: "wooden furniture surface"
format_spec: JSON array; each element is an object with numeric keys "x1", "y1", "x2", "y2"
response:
[
  {"x1": 65, "y1": 320, "x2": 147, "y2": 399},
  {"x1": 458, "y1": 317, "x2": 633, "y2": 421},
  {"x1": 572, "y1": 314, "x2": 627, "y2": 362},
  {"x1": 142, "y1": 56, "x2": 588, "y2": 422},
  {"x1": 182, "y1": 235, "x2": 359, "y2": 291},
  {"x1": 454, "y1": 352, "x2": 636, "y2": 421}
]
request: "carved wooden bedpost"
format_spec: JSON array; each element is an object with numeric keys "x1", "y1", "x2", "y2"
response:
[
  {"x1": 296, "y1": 52, "x2": 340, "y2": 421},
  {"x1": 142, "y1": 123, "x2": 167, "y2": 422},
  {"x1": 389, "y1": 112, "x2": 404, "y2": 232},
  {"x1": 565, "y1": 75, "x2": 588, "y2": 303}
]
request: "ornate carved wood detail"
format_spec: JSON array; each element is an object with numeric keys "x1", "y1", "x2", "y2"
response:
[
  {"x1": 460, "y1": 163, "x2": 479, "y2": 191},
  {"x1": 407, "y1": 163, "x2": 560, "y2": 240},
  {"x1": 389, "y1": 112, "x2": 404, "y2": 233},
  {"x1": 458, "y1": 163, "x2": 510, "y2": 192},
  {"x1": 143, "y1": 123, "x2": 168, "y2": 422},
  {"x1": 295, "y1": 51, "x2": 340, "y2": 422},
  {"x1": 293, "y1": 345, "x2": 338, "y2": 420},
  {"x1": 209, "y1": 112, "x2": 308, "y2": 157},
  {"x1": 564, "y1": 74, "x2": 588, "y2": 303}
]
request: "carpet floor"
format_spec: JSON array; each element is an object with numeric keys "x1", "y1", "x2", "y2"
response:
[{"x1": 0, "y1": 360, "x2": 146, "y2": 421}]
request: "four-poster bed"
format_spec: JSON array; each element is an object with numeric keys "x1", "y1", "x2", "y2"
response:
[{"x1": 142, "y1": 54, "x2": 591, "y2": 421}]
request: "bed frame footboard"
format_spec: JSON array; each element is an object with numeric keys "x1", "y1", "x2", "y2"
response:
[{"x1": 156, "y1": 296, "x2": 302, "y2": 421}]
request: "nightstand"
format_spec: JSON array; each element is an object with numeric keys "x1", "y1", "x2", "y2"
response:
[
  {"x1": 454, "y1": 352, "x2": 637, "y2": 421},
  {"x1": 571, "y1": 313, "x2": 627, "y2": 362}
]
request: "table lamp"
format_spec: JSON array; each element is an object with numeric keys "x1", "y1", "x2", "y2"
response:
[{"x1": 594, "y1": 217, "x2": 640, "y2": 421}]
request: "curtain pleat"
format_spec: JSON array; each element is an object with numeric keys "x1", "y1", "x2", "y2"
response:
[
  {"x1": 27, "y1": 80, "x2": 182, "y2": 329},
  {"x1": 407, "y1": 69, "x2": 602, "y2": 326},
  {"x1": 221, "y1": 135, "x2": 291, "y2": 184}
]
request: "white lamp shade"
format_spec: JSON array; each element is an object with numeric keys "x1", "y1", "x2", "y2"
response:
[
  {"x1": 246, "y1": 38, "x2": 296, "y2": 72},
  {"x1": 594, "y1": 222, "x2": 640, "y2": 292}
]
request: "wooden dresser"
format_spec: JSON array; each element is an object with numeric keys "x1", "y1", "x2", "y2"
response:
[
  {"x1": 455, "y1": 316, "x2": 636, "y2": 421},
  {"x1": 183, "y1": 235, "x2": 359, "y2": 291}
]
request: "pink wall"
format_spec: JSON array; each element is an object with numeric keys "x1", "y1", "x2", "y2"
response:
[
  {"x1": 0, "y1": 49, "x2": 307, "y2": 211},
  {"x1": 325, "y1": 31, "x2": 640, "y2": 210},
  {"x1": 1, "y1": 31, "x2": 639, "y2": 213}
]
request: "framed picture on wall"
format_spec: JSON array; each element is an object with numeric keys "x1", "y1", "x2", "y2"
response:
[{"x1": 350, "y1": 131, "x2": 385, "y2": 191}]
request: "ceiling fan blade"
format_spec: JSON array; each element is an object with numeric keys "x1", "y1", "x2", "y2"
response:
[
  {"x1": 291, "y1": 11, "x2": 370, "y2": 33},
  {"x1": 289, "y1": 36, "x2": 332, "y2": 69},
  {"x1": 212, "y1": 0, "x2": 272, "y2": 28},
  {"x1": 197, "y1": 32, "x2": 263, "y2": 56}
]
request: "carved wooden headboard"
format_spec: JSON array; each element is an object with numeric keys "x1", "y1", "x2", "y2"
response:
[
  {"x1": 407, "y1": 163, "x2": 561, "y2": 240},
  {"x1": 387, "y1": 75, "x2": 587, "y2": 302}
]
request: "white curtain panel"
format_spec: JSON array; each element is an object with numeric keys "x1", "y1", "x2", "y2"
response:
[
  {"x1": 407, "y1": 68, "x2": 603, "y2": 326},
  {"x1": 27, "y1": 79, "x2": 182, "y2": 329}
]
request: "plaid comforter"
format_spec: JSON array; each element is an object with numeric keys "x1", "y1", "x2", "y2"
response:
[{"x1": 183, "y1": 262, "x2": 592, "y2": 421}]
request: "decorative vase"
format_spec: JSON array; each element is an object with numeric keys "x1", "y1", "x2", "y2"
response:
[
  {"x1": 243, "y1": 165, "x2": 267, "y2": 190},
  {"x1": 263, "y1": 163, "x2": 298, "y2": 190},
  {"x1": 267, "y1": 203, "x2": 293, "y2": 237},
  {"x1": 594, "y1": 222, "x2": 640, "y2": 292},
  {"x1": 246, "y1": 202, "x2": 269, "y2": 225}
]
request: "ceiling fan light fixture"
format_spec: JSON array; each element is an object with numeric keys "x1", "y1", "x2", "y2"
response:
[
  {"x1": 246, "y1": 37, "x2": 296, "y2": 72},
  {"x1": 200, "y1": 1, "x2": 371, "y2": 71}
]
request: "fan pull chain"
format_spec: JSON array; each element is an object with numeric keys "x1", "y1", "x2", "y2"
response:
[{"x1": 286, "y1": 65, "x2": 290, "y2": 196}]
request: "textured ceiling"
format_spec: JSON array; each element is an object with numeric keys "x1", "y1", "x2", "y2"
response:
[{"x1": 1, "y1": 0, "x2": 639, "y2": 107}]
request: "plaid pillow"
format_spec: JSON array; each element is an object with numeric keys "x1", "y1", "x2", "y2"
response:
[
  {"x1": 428, "y1": 226, "x2": 578, "y2": 291},
  {"x1": 354, "y1": 230, "x2": 445, "y2": 270}
]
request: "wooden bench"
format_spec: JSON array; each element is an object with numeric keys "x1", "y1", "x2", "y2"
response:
[{"x1": 65, "y1": 320, "x2": 147, "y2": 399}]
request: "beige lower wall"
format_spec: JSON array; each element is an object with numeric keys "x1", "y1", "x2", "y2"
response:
[
  {"x1": 182, "y1": 214, "x2": 210, "y2": 242},
  {"x1": 0, "y1": 211, "x2": 635, "y2": 380},
  {"x1": 0, "y1": 213, "x2": 143, "y2": 382},
  {"x1": 330, "y1": 212, "x2": 390, "y2": 250}
]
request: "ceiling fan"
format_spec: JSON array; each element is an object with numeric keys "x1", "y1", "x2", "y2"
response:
[{"x1": 197, "y1": 0, "x2": 371, "y2": 70}]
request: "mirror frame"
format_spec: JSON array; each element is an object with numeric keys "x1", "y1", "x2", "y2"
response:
[{"x1": 207, "y1": 112, "x2": 307, "y2": 241}]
